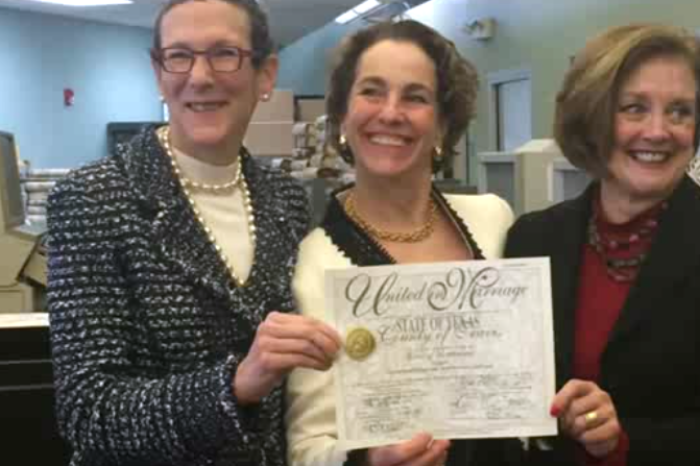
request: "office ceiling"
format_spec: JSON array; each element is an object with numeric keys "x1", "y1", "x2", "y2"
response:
[{"x1": 0, "y1": 0, "x2": 365, "y2": 47}]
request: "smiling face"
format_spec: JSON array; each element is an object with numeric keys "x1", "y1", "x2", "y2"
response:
[
  {"x1": 154, "y1": 0, "x2": 276, "y2": 160},
  {"x1": 604, "y1": 55, "x2": 697, "y2": 204},
  {"x1": 341, "y1": 40, "x2": 442, "y2": 183}
]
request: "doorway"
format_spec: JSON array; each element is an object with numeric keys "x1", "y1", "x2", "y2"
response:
[{"x1": 487, "y1": 68, "x2": 532, "y2": 151}]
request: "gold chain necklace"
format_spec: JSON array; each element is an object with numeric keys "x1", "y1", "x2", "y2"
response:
[
  {"x1": 157, "y1": 126, "x2": 256, "y2": 287},
  {"x1": 344, "y1": 190, "x2": 438, "y2": 243}
]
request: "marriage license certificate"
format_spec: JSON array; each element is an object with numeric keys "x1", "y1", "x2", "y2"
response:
[{"x1": 326, "y1": 258, "x2": 557, "y2": 450}]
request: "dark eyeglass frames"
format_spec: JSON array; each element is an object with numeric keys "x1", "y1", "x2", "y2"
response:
[{"x1": 153, "y1": 46, "x2": 255, "y2": 73}]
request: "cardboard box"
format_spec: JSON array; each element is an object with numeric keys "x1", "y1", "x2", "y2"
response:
[
  {"x1": 244, "y1": 122, "x2": 295, "y2": 157},
  {"x1": 251, "y1": 89, "x2": 294, "y2": 122}
]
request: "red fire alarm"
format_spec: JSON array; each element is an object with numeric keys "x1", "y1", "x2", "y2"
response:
[{"x1": 64, "y1": 88, "x2": 75, "y2": 107}]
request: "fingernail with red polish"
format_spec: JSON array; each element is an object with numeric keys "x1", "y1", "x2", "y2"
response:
[{"x1": 550, "y1": 405, "x2": 560, "y2": 416}]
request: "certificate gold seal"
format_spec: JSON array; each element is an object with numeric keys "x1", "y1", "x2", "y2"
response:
[{"x1": 345, "y1": 327, "x2": 376, "y2": 361}]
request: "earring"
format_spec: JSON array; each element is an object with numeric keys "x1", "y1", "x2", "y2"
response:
[
  {"x1": 337, "y1": 133, "x2": 354, "y2": 164},
  {"x1": 261, "y1": 93, "x2": 270, "y2": 102},
  {"x1": 433, "y1": 145, "x2": 443, "y2": 162}
]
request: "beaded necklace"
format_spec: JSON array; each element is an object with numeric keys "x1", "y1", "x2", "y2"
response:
[
  {"x1": 157, "y1": 126, "x2": 256, "y2": 287},
  {"x1": 587, "y1": 198, "x2": 665, "y2": 282}
]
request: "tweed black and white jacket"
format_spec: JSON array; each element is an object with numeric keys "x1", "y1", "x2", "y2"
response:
[{"x1": 47, "y1": 126, "x2": 310, "y2": 466}]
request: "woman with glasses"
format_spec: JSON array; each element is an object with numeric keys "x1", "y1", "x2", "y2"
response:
[{"x1": 47, "y1": 1, "x2": 341, "y2": 465}]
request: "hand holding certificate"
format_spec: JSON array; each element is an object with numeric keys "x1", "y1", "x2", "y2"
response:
[{"x1": 326, "y1": 258, "x2": 557, "y2": 450}]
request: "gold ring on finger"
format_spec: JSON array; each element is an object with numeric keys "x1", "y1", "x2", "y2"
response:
[{"x1": 584, "y1": 410, "x2": 598, "y2": 425}]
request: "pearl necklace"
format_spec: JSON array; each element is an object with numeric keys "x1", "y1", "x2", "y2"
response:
[
  {"x1": 161, "y1": 131, "x2": 242, "y2": 193},
  {"x1": 157, "y1": 126, "x2": 256, "y2": 287},
  {"x1": 344, "y1": 190, "x2": 438, "y2": 243},
  {"x1": 181, "y1": 160, "x2": 242, "y2": 192}
]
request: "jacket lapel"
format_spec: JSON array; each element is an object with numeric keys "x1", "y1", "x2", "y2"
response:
[
  {"x1": 607, "y1": 176, "x2": 700, "y2": 346},
  {"x1": 241, "y1": 155, "x2": 306, "y2": 295},
  {"x1": 118, "y1": 127, "x2": 233, "y2": 304},
  {"x1": 549, "y1": 185, "x2": 594, "y2": 387}
]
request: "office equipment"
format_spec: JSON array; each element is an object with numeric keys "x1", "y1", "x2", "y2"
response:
[
  {"x1": 549, "y1": 157, "x2": 591, "y2": 203},
  {"x1": 476, "y1": 151, "x2": 516, "y2": 208},
  {"x1": 477, "y1": 139, "x2": 570, "y2": 215},
  {"x1": 0, "y1": 131, "x2": 47, "y2": 313},
  {"x1": 0, "y1": 314, "x2": 71, "y2": 463}
]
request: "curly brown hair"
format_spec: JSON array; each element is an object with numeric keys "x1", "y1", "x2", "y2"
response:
[
  {"x1": 554, "y1": 23, "x2": 700, "y2": 178},
  {"x1": 326, "y1": 20, "x2": 479, "y2": 172}
]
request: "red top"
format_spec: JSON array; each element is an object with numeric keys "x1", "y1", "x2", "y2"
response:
[
  {"x1": 571, "y1": 198, "x2": 665, "y2": 465},
  {"x1": 573, "y1": 247, "x2": 630, "y2": 465}
]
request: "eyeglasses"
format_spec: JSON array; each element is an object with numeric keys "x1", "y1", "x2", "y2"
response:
[{"x1": 154, "y1": 46, "x2": 255, "y2": 73}]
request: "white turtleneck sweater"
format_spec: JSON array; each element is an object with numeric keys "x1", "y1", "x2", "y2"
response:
[{"x1": 172, "y1": 146, "x2": 254, "y2": 283}]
